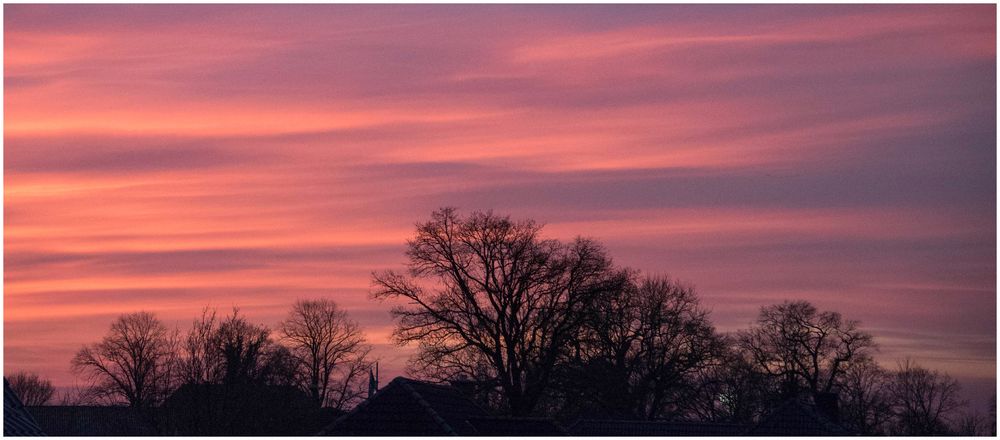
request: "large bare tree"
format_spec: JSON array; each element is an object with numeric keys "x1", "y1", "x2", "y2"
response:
[
  {"x1": 71, "y1": 312, "x2": 177, "y2": 407},
  {"x1": 372, "y1": 208, "x2": 623, "y2": 416},
  {"x1": 7, "y1": 371, "x2": 55, "y2": 406},
  {"x1": 737, "y1": 301, "x2": 874, "y2": 398},
  {"x1": 280, "y1": 299, "x2": 371, "y2": 410}
]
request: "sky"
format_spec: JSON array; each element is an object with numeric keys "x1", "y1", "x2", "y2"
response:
[{"x1": 4, "y1": 4, "x2": 997, "y2": 409}]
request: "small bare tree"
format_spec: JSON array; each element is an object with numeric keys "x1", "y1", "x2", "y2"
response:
[
  {"x1": 685, "y1": 341, "x2": 780, "y2": 424},
  {"x1": 177, "y1": 307, "x2": 224, "y2": 385},
  {"x1": 57, "y1": 383, "x2": 104, "y2": 406},
  {"x1": 280, "y1": 299, "x2": 371, "y2": 410},
  {"x1": 887, "y1": 359, "x2": 965, "y2": 435},
  {"x1": 7, "y1": 371, "x2": 55, "y2": 406},
  {"x1": 72, "y1": 311, "x2": 177, "y2": 407},
  {"x1": 737, "y1": 301, "x2": 874, "y2": 398},
  {"x1": 839, "y1": 358, "x2": 893, "y2": 434},
  {"x1": 955, "y1": 411, "x2": 991, "y2": 436}
]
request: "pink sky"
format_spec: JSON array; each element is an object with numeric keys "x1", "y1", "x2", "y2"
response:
[{"x1": 4, "y1": 4, "x2": 996, "y2": 408}]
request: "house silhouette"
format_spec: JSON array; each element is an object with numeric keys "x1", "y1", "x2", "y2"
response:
[{"x1": 319, "y1": 377, "x2": 566, "y2": 436}]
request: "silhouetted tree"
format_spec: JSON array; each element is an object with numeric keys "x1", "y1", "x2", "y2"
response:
[
  {"x1": 887, "y1": 359, "x2": 964, "y2": 435},
  {"x1": 280, "y1": 299, "x2": 371, "y2": 410},
  {"x1": 177, "y1": 307, "x2": 225, "y2": 385},
  {"x1": 737, "y1": 301, "x2": 874, "y2": 398},
  {"x1": 7, "y1": 371, "x2": 55, "y2": 406},
  {"x1": 560, "y1": 274, "x2": 725, "y2": 420},
  {"x1": 684, "y1": 340, "x2": 779, "y2": 424},
  {"x1": 955, "y1": 410, "x2": 991, "y2": 436},
  {"x1": 839, "y1": 358, "x2": 892, "y2": 434},
  {"x1": 72, "y1": 311, "x2": 178, "y2": 407},
  {"x1": 373, "y1": 208, "x2": 624, "y2": 416},
  {"x1": 215, "y1": 308, "x2": 290, "y2": 385}
]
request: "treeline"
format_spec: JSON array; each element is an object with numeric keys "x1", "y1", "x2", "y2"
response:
[
  {"x1": 369, "y1": 208, "x2": 992, "y2": 436},
  {"x1": 16, "y1": 300, "x2": 373, "y2": 415},
  {"x1": 11, "y1": 208, "x2": 994, "y2": 436}
]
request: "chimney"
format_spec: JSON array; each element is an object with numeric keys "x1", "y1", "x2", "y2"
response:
[
  {"x1": 367, "y1": 362, "x2": 379, "y2": 399},
  {"x1": 814, "y1": 392, "x2": 840, "y2": 423}
]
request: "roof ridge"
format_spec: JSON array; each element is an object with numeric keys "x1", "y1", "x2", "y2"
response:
[
  {"x1": 399, "y1": 380, "x2": 457, "y2": 435},
  {"x1": 396, "y1": 377, "x2": 462, "y2": 391}
]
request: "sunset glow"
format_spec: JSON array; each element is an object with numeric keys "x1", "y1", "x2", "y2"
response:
[{"x1": 4, "y1": 4, "x2": 996, "y2": 409}]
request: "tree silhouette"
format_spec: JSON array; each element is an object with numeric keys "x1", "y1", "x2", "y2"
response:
[
  {"x1": 737, "y1": 301, "x2": 874, "y2": 398},
  {"x1": 684, "y1": 340, "x2": 779, "y2": 424},
  {"x1": 839, "y1": 358, "x2": 893, "y2": 434},
  {"x1": 372, "y1": 208, "x2": 623, "y2": 416},
  {"x1": 71, "y1": 311, "x2": 177, "y2": 407},
  {"x1": 955, "y1": 410, "x2": 991, "y2": 436},
  {"x1": 280, "y1": 298, "x2": 372, "y2": 410},
  {"x1": 54, "y1": 219, "x2": 983, "y2": 436},
  {"x1": 560, "y1": 274, "x2": 725, "y2": 420},
  {"x1": 7, "y1": 371, "x2": 55, "y2": 406},
  {"x1": 888, "y1": 359, "x2": 965, "y2": 435},
  {"x1": 214, "y1": 308, "x2": 295, "y2": 385},
  {"x1": 177, "y1": 307, "x2": 225, "y2": 385}
]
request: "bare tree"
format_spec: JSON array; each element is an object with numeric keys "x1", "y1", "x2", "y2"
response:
[
  {"x1": 839, "y1": 358, "x2": 892, "y2": 434},
  {"x1": 955, "y1": 410, "x2": 991, "y2": 436},
  {"x1": 684, "y1": 340, "x2": 780, "y2": 424},
  {"x1": 372, "y1": 208, "x2": 623, "y2": 416},
  {"x1": 7, "y1": 371, "x2": 55, "y2": 406},
  {"x1": 215, "y1": 308, "x2": 275, "y2": 385},
  {"x1": 71, "y1": 311, "x2": 177, "y2": 407},
  {"x1": 177, "y1": 307, "x2": 224, "y2": 385},
  {"x1": 737, "y1": 301, "x2": 875, "y2": 398},
  {"x1": 280, "y1": 299, "x2": 371, "y2": 410},
  {"x1": 887, "y1": 359, "x2": 965, "y2": 435},
  {"x1": 57, "y1": 383, "x2": 104, "y2": 406},
  {"x1": 562, "y1": 274, "x2": 725, "y2": 420}
]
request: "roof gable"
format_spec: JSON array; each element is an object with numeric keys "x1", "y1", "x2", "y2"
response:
[{"x1": 4, "y1": 379, "x2": 45, "y2": 436}]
